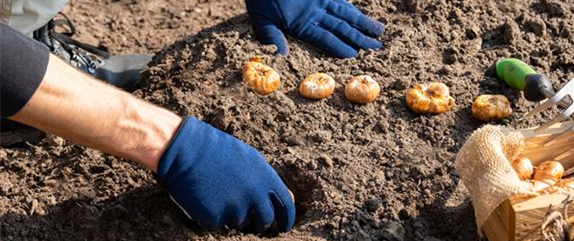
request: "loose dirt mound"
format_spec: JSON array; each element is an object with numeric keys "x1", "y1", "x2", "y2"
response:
[{"x1": 1, "y1": 0, "x2": 573, "y2": 240}]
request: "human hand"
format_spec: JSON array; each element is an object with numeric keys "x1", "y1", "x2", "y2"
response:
[
  {"x1": 245, "y1": 0, "x2": 385, "y2": 58},
  {"x1": 157, "y1": 117, "x2": 295, "y2": 231}
]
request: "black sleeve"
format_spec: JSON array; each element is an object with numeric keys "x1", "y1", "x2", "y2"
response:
[{"x1": 0, "y1": 23, "x2": 50, "y2": 118}]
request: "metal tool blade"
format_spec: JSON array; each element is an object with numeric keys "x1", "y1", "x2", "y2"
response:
[{"x1": 525, "y1": 78, "x2": 574, "y2": 146}]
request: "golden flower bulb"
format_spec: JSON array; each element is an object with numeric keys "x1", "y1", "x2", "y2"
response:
[
  {"x1": 533, "y1": 161, "x2": 564, "y2": 184},
  {"x1": 405, "y1": 82, "x2": 455, "y2": 114},
  {"x1": 344, "y1": 75, "x2": 380, "y2": 104},
  {"x1": 299, "y1": 73, "x2": 336, "y2": 99},
  {"x1": 242, "y1": 56, "x2": 281, "y2": 95},
  {"x1": 511, "y1": 157, "x2": 534, "y2": 180},
  {"x1": 471, "y1": 95, "x2": 512, "y2": 122}
]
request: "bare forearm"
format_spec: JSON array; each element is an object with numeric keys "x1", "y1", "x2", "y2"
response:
[{"x1": 10, "y1": 54, "x2": 182, "y2": 172}]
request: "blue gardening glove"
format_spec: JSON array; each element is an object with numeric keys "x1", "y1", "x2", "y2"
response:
[
  {"x1": 245, "y1": 0, "x2": 385, "y2": 58},
  {"x1": 157, "y1": 117, "x2": 295, "y2": 231}
]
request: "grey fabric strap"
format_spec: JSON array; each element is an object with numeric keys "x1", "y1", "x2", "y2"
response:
[
  {"x1": 0, "y1": 0, "x2": 12, "y2": 24},
  {"x1": 0, "y1": 0, "x2": 68, "y2": 36}
]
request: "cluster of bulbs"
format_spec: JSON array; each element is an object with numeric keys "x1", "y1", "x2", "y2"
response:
[
  {"x1": 404, "y1": 82, "x2": 512, "y2": 122},
  {"x1": 242, "y1": 57, "x2": 380, "y2": 104},
  {"x1": 511, "y1": 157, "x2": 573, "y2": 193},
  {"x1": 241, "y1": 56, "x2": 514, "y2": 122}
]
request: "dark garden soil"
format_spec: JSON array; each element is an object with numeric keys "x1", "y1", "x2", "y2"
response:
[{"x1": 1, "y1": 0, "x2": 573, "y2": 240}]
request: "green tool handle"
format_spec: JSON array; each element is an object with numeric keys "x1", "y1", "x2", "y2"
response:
[
  {"x1": 495, "y1": 58, "x2": 537, "y2": 91},
  {"x1": 494, "y1": 58, "x2": 553, "y2": 102}
]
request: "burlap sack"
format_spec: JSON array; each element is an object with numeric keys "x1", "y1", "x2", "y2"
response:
[{"x1": 455, "y1": 125, "x2": 536, "y2": 234}]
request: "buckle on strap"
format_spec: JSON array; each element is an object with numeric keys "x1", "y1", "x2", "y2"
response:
[{"x1": 46, "y1": 13, "x2": 110, "y2": 59}]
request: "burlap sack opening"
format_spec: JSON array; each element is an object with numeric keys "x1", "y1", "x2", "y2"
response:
[{"x1": 455, "y1": 125, "x2": 536, "y2": 234}]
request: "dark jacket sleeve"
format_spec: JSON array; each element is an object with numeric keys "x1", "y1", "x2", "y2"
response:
[{"x1": 0, "y1": 23, "x2": 50, "y2": 118}]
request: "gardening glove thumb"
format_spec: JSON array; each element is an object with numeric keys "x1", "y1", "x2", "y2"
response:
[
  {"x1": 157, "y1": 117, "x2": 296, "y2": 232},
  {"x1": 245, "y1": 0, "x2": 385, "y2": 58}
]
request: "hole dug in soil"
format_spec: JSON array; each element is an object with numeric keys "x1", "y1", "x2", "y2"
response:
[{"x1": 275, "y1": 161, "x2": 323, "y2": 225}]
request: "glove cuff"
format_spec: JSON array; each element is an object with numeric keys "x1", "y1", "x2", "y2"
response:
[{"x1": 156, "y1": 116, "x2": 199, "y2": 186}]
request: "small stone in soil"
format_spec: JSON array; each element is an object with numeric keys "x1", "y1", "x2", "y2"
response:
[{"x1": 381, "y1": 220, "x2": 406, "y2": 241}]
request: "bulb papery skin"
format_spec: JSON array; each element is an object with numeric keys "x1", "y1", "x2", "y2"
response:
[
  {"x1": 471, "y1": 95, "x2": 512, "y2": 122},
  {"x1": 406, "y1": 82, "x2": 455, "y2": 114},
  {"x1": 242, "y1": 57, "x2": 281, "y2": 95},
  {"x1": 345, "y1": 75, "x2": 380, "y2": 104},
  {"x1": 533, "y1": 161, "x2": 565, "y2": 185},
  {"x1": 299, "y1": 73, "x2": 336, "y2": 99},
  {"x1": 511, "y1": 157, "x2": 534, "y2": 180}
]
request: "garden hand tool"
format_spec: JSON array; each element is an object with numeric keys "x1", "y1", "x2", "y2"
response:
[
  {"x1": 491, "y1": 58, "x2": 573, "y2": 165},
  {"x1": 492, "y1": 58, "x2": 573, "y2": 134}
]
